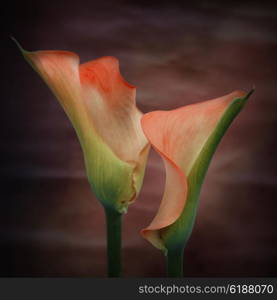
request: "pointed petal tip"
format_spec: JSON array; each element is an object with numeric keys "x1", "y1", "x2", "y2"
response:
[
  {"x1": 229, "y1": 88, "x2": 254, "y2": 110},
  {"x1": 10, "y1": 37, "x2": 27, "y2": 54},
  {"x1": 232, "y1": 88, "x2": 254, "y2": 99},
  {"x1": 12, "y1": 38, "x2": 79, "y2": 62},
  {"x1": 247, "y1": 87, "x2": 255, "y2": 98}
]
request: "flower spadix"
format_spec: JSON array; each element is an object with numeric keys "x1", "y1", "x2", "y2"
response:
[
  {"x1": 16, "y1": 41, "x2": 149, "y2": 213},
  {"x1": 141, "y1": 90, "x2": 253, "y2": 253}
]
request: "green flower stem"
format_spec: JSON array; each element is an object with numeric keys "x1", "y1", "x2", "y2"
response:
[
  {"x1": 105, "y1": 208, "x2": 122, "y2": 277},
  {"x1": 166, "y1": 247, "x2": 184, "y2": 277}
]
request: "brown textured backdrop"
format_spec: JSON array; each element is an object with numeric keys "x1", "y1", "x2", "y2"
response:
[{"x1": 1, "y1": 0, "x2": 277, "y2": 276}]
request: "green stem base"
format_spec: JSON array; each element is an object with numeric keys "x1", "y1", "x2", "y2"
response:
[
  {"x1": 166, "y1": 247, "x2": 184, "y2": 277},
  {"x1": 105, "y1": 208, "x2": 122, "y2": 277}
]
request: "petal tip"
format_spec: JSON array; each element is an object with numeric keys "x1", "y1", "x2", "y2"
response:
[
  {"x1": 231, "y1": 88, "x2": 254, "y2": 100},
  {"x1": 246, "y1": 87, "x2": 255, "y2": 98},
  {"x1": 230, "y1": 88, "x2": 254, "y2": 109},
  {"x1": 11, "y1": 37, "x2": 28, "y2": 55}
]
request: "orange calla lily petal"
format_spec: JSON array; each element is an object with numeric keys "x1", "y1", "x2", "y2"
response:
[
  {"x1": 80, "y1": 57, "x2": 147, "y2": 163},
  {"x1": 16, "y1": 40, "x2": 149, "y2": 213},
  {"x1": 141, "y1": 90, "x2": 252, "y2": 251}
]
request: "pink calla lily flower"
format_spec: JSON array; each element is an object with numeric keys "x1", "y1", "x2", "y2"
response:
[
  {"x1": 141, "y1": 89, "x2": 253, "y2": 276},
  {"x1": 15, "y1": 39, "x2": 149, "y2": 276},
  {"x1": 15, "y1": 40, "x2": 149, "y2": 213}
]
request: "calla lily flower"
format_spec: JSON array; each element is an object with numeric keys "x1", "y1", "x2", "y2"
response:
[
  {"x1": 140, "y1": 89, "x2": 253, "y2": 276},
  {"x1": 15, "y1": 41, "x2": 149, "y2": 213},
  {"x1": 15, "y1": 40, "x2": 149, "y2": 276}
]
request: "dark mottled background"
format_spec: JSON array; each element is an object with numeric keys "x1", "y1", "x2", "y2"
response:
[{"x1": 1, "y1": 0, "x2": 277, "y2": 277}]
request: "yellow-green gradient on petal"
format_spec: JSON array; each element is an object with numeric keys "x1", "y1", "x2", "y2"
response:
[
  {"x1": 141, "y1": 90, "x2": 253, "y2": 252},
  {"x1": 15, "y1": 40, "x2": 149, "y2": 213}
]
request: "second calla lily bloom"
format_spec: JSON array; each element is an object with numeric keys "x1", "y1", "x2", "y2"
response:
[
  {"x1": 141, "y1": 89, "x2": 253, "y2": 277},
  {"x1": 16, "y1": 41, "x2": 149, "y2": 276}
]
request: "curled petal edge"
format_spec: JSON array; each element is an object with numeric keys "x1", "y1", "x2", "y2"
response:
[{"x1": 141, "y1": 146, "x2": 187, "y2": 252}]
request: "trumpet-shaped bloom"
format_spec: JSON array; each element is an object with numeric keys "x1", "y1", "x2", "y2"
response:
[
  {"x1": 141, "y1": 90, "x2": 253, "y2": 252},
  {"x1": 17, "y1": 41, "x2": 149, "y2": 213}
]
